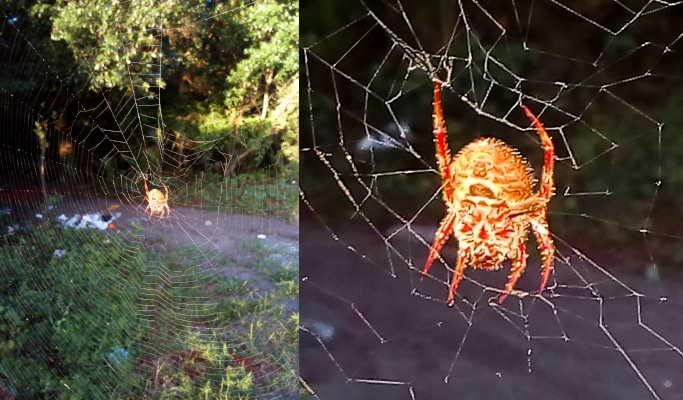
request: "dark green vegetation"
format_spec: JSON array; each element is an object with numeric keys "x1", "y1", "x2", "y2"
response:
[
  {"x1": 301, "y1": 1, "x2": 683, "y2": 264},
  {"x1": 175, "y1": 162, "x2": 299, "y2": 222},
  {"x1": 0, "y1": 0, "x2": 298, "y2": 220},
  {"x1": 0, "y1": 225, "x2": 298, "y2": 399}
]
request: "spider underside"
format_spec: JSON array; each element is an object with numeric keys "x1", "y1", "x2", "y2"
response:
[{"x1": 423, "y1": 82, "x2": 555, "y2": 306}]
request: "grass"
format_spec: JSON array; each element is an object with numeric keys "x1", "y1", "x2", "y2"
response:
[
  {"x1": 176, "y1": 162, "x2": 299, "y2": 223},
  {"x1": 0, "y1": 222, "x2": 298, "y2": 399},
  {"x1": 138, "y1": 237, "x2": 298, "y2": 399}
]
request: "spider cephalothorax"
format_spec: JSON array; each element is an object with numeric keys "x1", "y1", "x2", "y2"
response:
[
  {"x1": 423, "y1": 82, "x2": 555, "y2": 306},
  {"x1": 144, "y1": 179, "x2": 170, "y2": 220}
]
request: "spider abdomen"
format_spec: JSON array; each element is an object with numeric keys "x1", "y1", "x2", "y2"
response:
[{"x1": 451, "y1": 137, "x2": 535, "y2": 204}]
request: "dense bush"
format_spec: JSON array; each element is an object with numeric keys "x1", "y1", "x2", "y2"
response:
[{"x1": 0, "y1": 227, "x2": 143, "y2": 398}]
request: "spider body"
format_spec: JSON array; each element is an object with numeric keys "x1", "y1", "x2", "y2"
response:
[
  {"x1": 144, "y1": 179, "x2": 170, "y2": 220},
  {"x1": 423, "y1": 82, "x2": 555, "y2": 306}
]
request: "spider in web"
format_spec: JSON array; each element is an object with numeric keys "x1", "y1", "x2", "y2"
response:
[
  {"x1": 422, "y1": 81, "x2": 555, "y2": 306},
  {"x1": 143, "y1": 179, "x2": 170, "y2": 220}
]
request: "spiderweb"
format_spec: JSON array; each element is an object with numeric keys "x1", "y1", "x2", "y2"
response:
[
  {"x1": 0, "y1": 1, "x2": 297, "y2": 398},
  {"x1": 301, "y1": 1, "x2": 683, "y2": 399}
]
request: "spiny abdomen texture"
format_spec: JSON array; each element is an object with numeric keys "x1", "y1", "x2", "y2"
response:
[{"x1": 450, "y1": 137, "x2": 535, "y2": 204}]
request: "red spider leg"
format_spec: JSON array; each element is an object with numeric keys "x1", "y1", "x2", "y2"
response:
[
  {"x1": 143, "y1": 203, "x2": 150, "y2": 218},
  {"x1": 144, "y1": 179, "x2": 150, "y2": 195},
  {"x1": 433, "y1": 82, "x2": 454, "y2": 201},
  {"x1": 498, "y1": 243, "x2": 528, "y2": 304},
  {"x1": 422, "y1": 82, "x2": 457, "y2": 279},
  {"x1": 521, "y1": 105, "x2": 555, "y2": 200},
  {"x1": 161, "y1": 182, "x2": 168, "y2": 199},
  {"x1": 446, "y1": 249, "x2": 470, "y2": 307},
  {"x1": 532, "y1": 220, "x2": 555, "y2": 296},
  {"x1": 522, "y1": 105, "x2": 555, "y2": 294},
  {"x1": 421, "y1": 209, "x2": 458, "y2": 278}
]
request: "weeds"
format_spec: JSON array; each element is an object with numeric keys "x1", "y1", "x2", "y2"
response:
[
  {"x1": 175, "y1": 162, "x2": 299, "y2": 223},
  {"x1": 1, "y1": 224, "x2": 298, "y2": 399}
]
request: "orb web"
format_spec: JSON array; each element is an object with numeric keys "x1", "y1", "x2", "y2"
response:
[
  {"x1": 0, "y1": 1, "x2": 298, "y2": 398},
  {"x1": 301, "y1": 1, "x2": 683, "y2": 399}
]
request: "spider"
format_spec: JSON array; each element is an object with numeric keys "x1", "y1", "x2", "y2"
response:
[
  {"x1": 422, "y1": 81, "x2": 555, "y2": 306},
  {"x1": 144, "y1": 179, "x2": 170, "y2": 220}
]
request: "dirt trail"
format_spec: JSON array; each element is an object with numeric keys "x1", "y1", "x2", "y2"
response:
[
  {"x1": 300, "y1": 209, "x2": 683, "y2": 400},
  {"x1": 42, "y1": 196, "x2": 300, "y2": 308}
]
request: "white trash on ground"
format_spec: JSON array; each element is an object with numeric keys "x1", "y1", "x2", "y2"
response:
[{"x1": 58, "y1": 212, "x2": 117, "y2": 230}]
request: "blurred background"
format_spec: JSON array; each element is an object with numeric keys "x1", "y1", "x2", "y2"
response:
[{"x1": 300, "y1": 1, "x2": 683, "y2": 399}]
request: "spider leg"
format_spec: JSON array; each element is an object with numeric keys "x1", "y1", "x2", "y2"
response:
[
  {"x1": 522, "y1": 105, "x2": 555, "y2": 200},
  {"x1": 143, "y1": 204, "x2": 150, "y2": 217},
  {"x1": 447, "y1": 249, "x2": 469, "y2": 307},
  {"x1": 433, "y1": 82, "x2": 455, "y2": 201},
  {"x1": 162, "y1": 182, "x2": 168, "y2": 199},
  {"x1": 498, "y1": 243, "x2": 528, "y2": 304},
  {"x1": 422, "y1": 209, "x2": 458, "y2": 278},
  {"x1": 144, "y1": 179, "x2": 150, "y2": 195},
  {"x1": 531, "y1": 219, "x2": 555, "y2": 297}
]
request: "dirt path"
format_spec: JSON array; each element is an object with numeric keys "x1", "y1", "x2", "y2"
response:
[
  {"x1": 32, "y1": 195, "x2": 300, "y2": 319},
  {"x1": 300, "y1": 209, "x2": 683, "y2": 400}
]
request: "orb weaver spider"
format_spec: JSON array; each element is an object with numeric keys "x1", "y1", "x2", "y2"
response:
[
  {"x1": 144, "y1": 179, "x2": 170, "y2": 220},
  {"x1": 423, "y1": 81, "x2": 555, "y2": 306}
]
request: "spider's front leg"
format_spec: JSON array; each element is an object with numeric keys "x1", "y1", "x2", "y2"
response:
[
  {"x1": 433, "y1": 82, "x2": 455, "y2": 201},
  {"x1": 531, "y1": 219, "x2": 555, "y2": 296},
  {"x1": 522, "y1": 105, "x2": 555, "y2": 200}
]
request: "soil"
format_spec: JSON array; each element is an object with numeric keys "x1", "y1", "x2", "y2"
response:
[{"x1": 50, "y1": 196, "x2": 300, "y2": 294}]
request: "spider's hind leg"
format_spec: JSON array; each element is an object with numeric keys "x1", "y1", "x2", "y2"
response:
[
  {"x1": 422, "y1": 209, "x2": 457, "y2": 278},
  {"x1": 447, "y1": 250, "x2": 469, "y2": 307},
  {"x1": 498, "y1": 243, "x2": 528, "y2": 304}
]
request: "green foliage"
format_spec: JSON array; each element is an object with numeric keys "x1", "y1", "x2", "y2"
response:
[
  {"x1": 142, "y1": 333, "x2": 257, "y2": 399},
  {"x1": 224, "y1": 1, "x2": 298, "y2": 114},
  {"x1": 0, "y1": 227, "x2": 144, "y2": 398},
  {"x1": 32, "y1": 0, "x2": 184, "y2": 92},
  {"x1": 175, "y1": 162, "x2": 299, "y2": 222},
  {"x1": 18, "y1": 0, "x2": 299, "y2": 180}
]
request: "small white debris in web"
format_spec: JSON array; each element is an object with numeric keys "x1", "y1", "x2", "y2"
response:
[
  {"x1": 311, "y1": 321, "x2": 335, "y2": 340},
  {"x1": 35, "y1": 214, "x2": 43, "y2": 219},
  {"x1": 205, "y1": 220, "x2": 212, "y2": 226},
  {"x1": 52, "y1": 249, "x2": 67, "y2": 259},
  {"x1": 257, "y1": 234, "x2": 266, "y2": 239}
]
